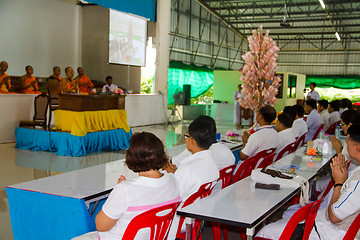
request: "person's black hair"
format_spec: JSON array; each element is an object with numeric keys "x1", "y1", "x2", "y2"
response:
[
  {"x1": 106, "y1": 76, "x2": 112, "y2": 82},
  {"x1": 188, "y1": 120, "x2": 213, "y2": 149},
  {"x1": 292, "y1": 104, "x2": 304, "y2": 117},
  {"x1": 340, "y1": 98, "x2": 353, "y2": 110},
  {"x1": 77, "y1": 67, "x2": 83, "y2": 72},
  {"x1": 194, "y1": 115, "x2": 216, "y2": 141},
  {"x1": 305, "y1": 99, "x2": 317, "y2": 109},
  {"x1": 238, "y1": 84, "x2": 242, "y2": 87},
  {"x1": 25, "y1": 65, "x2": 32, "y2": 71},
  {"x1": 310, "y1": 82, "x2": 316, "y2": 87},
  {"x1": 53, "y1": 66, "x2": 60, "y2": 71},
  {"x1": 65, "y1": 67, "x2": 72, "y2": 73},
  {"x1": 259, "y1": 105, "x2": 276, "y2": 124},
  {"x1": 283, "y1": 106, "x2": 296, "y2": 121},
  {"x1": 318, "y1": 100, "x2": 329, "y2": 109},
  {"x1": 329, "y1": 100, "x2": 340, "y2": 111},
  {"x1": 278, "y1": 113, "x2": 293, "y2": 128},
  {"x1": 341, "y1": 110, "x2": 360, "y2": 125},
  {"x1": 347, "y1": 124, "x2": 360, "y2": 144}
]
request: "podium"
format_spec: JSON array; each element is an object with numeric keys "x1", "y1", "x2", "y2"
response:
[{"x1": 59, "y1": 94, "x2": 125, "y2": 111}]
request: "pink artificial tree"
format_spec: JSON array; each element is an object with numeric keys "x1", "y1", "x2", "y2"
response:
[{"x1": 238, "y1": 25, "x2": 281, "y2": 111}]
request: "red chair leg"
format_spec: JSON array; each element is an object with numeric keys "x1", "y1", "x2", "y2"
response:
[{"x1": 211, "y1": 222, "x2": 221, "y2": 240}]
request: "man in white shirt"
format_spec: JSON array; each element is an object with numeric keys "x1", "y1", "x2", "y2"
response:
[
  {"x1": 292, "y1": 104, "x2": 308, "y2": 138},
  {"x1": 164, "y1": 119, "x2": 219, "y2": 239},
  {"x1": 275, "y1": 113, "x2": 296, "y2": 158},
  {"x1": 328, "y1": 100, "x2": 341, "y2": 126},
  {"x1": 306, "y1": 82, "x2": 320, "y2": 101},
  {"x1": 283, "y1": 105, "x2": 299, "y2": 138},
  {"x1": 240, "y1": 105, "x2": 279, "y2": 161},
  {"x1": 305, "y1": 99, "x2": 322, "y2": 142},
  {"x1": 172, "y1": 115, "x2": 235, "y2": 170},
  {"x1": 102, "y1": 76, "x2": 118, "y2": 93},
  {"x1": 256, "y1": 125, "x2": 360, "y2": 240},
  {"x1": 318, "y1": 100, "x2": 331, "y2": 132}
]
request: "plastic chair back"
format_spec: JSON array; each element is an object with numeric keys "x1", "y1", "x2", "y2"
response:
[
  {"x1": 342, "y1": 211, "x2": 360, "y2": 240},
  {"x1": 122, "y1": 202, "x2": 180, "y2": 240},
  {"x1": 326, "y1": 121, "x2": 340, "y2": 135},
  {"x1": 293, "y1": 133, "x2": 306, "y2": 150},
  {"x1": 176, "y1": 181, "x2": 217, "y2": 239},
  {"x1": 275, "y1": 141, "x2": 297, "y2": 161},
  {"x1": 230, "y1": 148, "x2": 276, "y2": 185},
  {"x1": 312, "y1": 124, "x2": 324, "y2": 140},
  {"x1": 257, "y1": 152, "x2": 276, "y2": 168},
  {"x1": 217, "y1": 165, "x2": 236, "y2": 189},
  {"x1": 279, "y1": 200, "x2": 321, "y2": 240}
]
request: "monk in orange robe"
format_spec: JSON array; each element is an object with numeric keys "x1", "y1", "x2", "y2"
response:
[
  {"x1": 61, "y1": 67, "x2": 78, "y2": 93},
  {"x1": 0, "y1": 61, "x2": 12, "y2": 94},
  {"x1": 21, "y1": 65, "x2": 42, "y2": 94},
  {"x1": 48, "y1": 66, "x2": 62, "y2": 81},
  {"x1": 74, "y1": 67, "x2": 94, "y2": 94}
]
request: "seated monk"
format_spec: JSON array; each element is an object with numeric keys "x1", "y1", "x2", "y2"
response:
[
  {"x1": 48, "y1": 66, "x2": 62, "y2": 81},
  {"x1": 61, "y1": 67, "x2": 78, "y2": 93},
  {"x1": 74, "y1": 67, "x2": 94, "y2": 94},
  {"x1": 21, "y1": 65, "x2": 41, "y2": 94},
  {"x1": 0, "y1": 61, "x2": 12, "y2": 94}
]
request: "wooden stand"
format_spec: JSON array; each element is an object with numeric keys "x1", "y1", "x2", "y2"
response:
[{"x1": 59, "y1": 94, "x2": 125, "y2": 111}]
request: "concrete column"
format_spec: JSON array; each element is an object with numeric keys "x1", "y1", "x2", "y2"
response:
[{"x1": 154, "y1": 0, "x2": 171, "y2": 96}]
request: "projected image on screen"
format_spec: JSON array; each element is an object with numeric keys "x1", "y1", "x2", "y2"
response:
[{"x1": 109, "y1": 9, "x2": 147, "y2": 66}]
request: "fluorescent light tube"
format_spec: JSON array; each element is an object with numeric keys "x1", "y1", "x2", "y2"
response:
[
  {"x1": 335, "y1": 32, "x2": 341, "y2": 41},
  {"x1": 319, "y1": 0, "x2": 326, "y2": 9}
]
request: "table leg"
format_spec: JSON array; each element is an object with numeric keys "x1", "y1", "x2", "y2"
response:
[
  {"x1": 185, "y1": 218, "x2": 194, "y2": 240},
  {"x1": 246, "y1": 227, "x2": 255, "y2": 240}
]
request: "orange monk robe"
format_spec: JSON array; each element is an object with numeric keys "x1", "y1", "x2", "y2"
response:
[
  {"x1": 66, "y1": 79, "x2": 77, "y2": 93},
  {"x1": 21, "y1": 76, "x2": 41, "y2": 94},
  {"x1": 0, "y1": 73, "x2": 12, "y2": 94},
  {"x1": 78, "y1": 75, "x2": 94, "y2": 93}
]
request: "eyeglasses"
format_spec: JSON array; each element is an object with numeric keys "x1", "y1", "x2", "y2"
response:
[{"x1": 184, "y1": 134, "x2": 191, "y2": 139}]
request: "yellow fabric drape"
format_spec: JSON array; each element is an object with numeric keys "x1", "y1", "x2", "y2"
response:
[{"x1": 53, "y1": 109, "x2": 130, "y2": 136}]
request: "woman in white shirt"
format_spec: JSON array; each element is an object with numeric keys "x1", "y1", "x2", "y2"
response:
[{"x1": 73, "y1": 132, "x2": 180, "y2": 240}]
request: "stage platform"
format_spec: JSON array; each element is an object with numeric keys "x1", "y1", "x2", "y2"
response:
[{"x1": 15, "y1": 127, "x2": 132, "y2": 157}]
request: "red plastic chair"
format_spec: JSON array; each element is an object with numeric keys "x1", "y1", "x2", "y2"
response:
[
  {"x1": 257, "y1": 152, "x2": 276, "y2": 168},
  {"x1": 230, "y1": 148, "x2": 276, "y2": 185},
  {"x1": 217, "y1": 164, "x2": 236, "y2": 189},
  {"x1": 312, "y1": 124, "x2": 324, "y2": 140},
  {"x1": 122, "y1": 201, "x2": 180, "y2": 240},
  {"x1": 275, "y1": 141, "x2": 297, "y2": 161},
  {"x1": 325, "y1": 121, "x2": 340, "y2": 135},
  {"x1": 176, "y1": 181, "x2": 217, "y2": 240},
  {"x1": 342, "y1": 211, "x2": 360, "y2": 240},
  {"x1": 293, "y1": 133, "x2": 306, "y2": 150},
  {"x1": 278, "y1": 200, "x2": 322, "y2": 240}
]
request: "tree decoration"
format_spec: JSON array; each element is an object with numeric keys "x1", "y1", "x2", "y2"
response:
[{"x1": 238, "y1": 25, "x2": 281, "y2": 110}]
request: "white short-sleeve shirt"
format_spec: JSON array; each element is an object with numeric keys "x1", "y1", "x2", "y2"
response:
[
  {"x1": 241, "y1": 125, "x2": 279, "y2": 158},
  {"x1": 307, "y1": 90, "x2": 320, "y2": 101},
  {"x1": 305, "y1": 109, "x2": 321, "y2": 142},
  {"x1": 320, "y1": 110, "x2": 331, "y2": 132},
  {"x1": 276, "y1": 128, "x2": 297, "y2": 154},
  {"x1": 102, "y1": 84, "x2": 118, "y2": 93},
  {"x1": 292, "y1": 118, "x2": 308, "y2": 137},
  {"x1": 314, "y1": 167, "x2": 360, "y2": 240},
  {"x1": 329, "y1": 111, "x2": 341, "y2": 126},
  {"x1": 172, "y1": 143, "x2": 235, "y2": 170},
  {"x1": 99, "y1": 173, "x2": 180, "y2": 240}
]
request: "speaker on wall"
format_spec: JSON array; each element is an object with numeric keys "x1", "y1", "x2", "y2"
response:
[{"x1": 183, "y1": 84, "x2": 191, "y2": 105}]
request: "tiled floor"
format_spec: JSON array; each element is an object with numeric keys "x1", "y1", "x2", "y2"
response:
[{"x1": 0, "y1": 121, "x2": 240, "y2": 240}]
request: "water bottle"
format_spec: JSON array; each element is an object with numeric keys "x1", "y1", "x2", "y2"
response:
[
  {"x1": 319, "y1": 129, "x2": 325, "y2": 139},
  {"x1": 323, "y1": 134, "x2": 330, "y2": 155},
  {"x1": 335, "y1": 125, "x2": 341, "y2": 138}
]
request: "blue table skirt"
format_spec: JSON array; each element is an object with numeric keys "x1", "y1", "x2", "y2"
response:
[{"x1": 15, "y1": 127, "x2": 132, "y2": 157}]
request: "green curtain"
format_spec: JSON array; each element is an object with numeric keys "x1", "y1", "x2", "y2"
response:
[
  {"x1": 306, "y1": 76, "x2": 360, "y2": 89},
  {"x1": 167, "y1": 61, "x2": 214, "y2": 105}
]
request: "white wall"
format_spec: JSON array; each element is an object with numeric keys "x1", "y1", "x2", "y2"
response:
[{"x1": 0, "y1": 0, "x2": 82, "y2": 77}]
